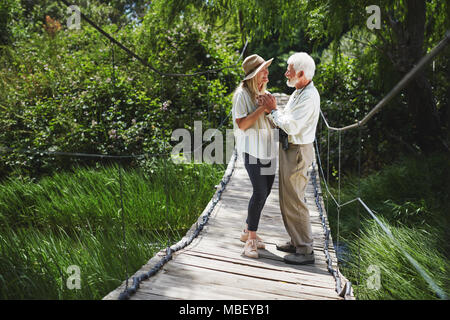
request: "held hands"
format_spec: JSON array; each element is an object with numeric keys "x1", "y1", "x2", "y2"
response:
[{"x1": 256, "y1": 94, "x2": 277, "y2": 113}]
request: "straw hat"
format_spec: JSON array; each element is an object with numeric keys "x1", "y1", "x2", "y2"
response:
[{"x1": 242, "y1": 54, "x2": 273, "y2": 81}]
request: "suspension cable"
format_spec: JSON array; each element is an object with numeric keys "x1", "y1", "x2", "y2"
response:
[
  {"x1": 315, "y1": 121, "x2": 448, "y2": 299},
  {"x1": 319, "y1": 31, "x2": 449, "y2": 132},
  {"x1": 315, "y1": 33, "x2": 450, "y2": 299}
]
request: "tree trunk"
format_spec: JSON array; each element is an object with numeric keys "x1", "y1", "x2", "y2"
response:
[
  {"x1": 238, "y1": 9, "x2": 246, "y2": 49},
  {"x1": 391, "y1": 0, "x2": 441, "y2": 153},
  {"x1": 405, "y1": 76, "x2": 441, "y2": 153}
]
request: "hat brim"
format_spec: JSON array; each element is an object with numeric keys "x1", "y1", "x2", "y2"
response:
[{"x1": 243, "y1": 58, "x2": 274, "y2": 81}]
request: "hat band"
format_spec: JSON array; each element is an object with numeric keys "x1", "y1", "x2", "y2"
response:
[{"x1": 245, "y1": 61, "x2": 264, "y2": 77}]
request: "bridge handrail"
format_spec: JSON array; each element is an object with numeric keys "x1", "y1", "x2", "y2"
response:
[
  {"x1": 321, "y1": 30, "x2": 449, "y2": 132},
  {"x1": 315, "y1": 31, "x2": 450, "y2": 299}
]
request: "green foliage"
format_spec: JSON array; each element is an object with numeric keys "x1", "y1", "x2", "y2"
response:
[
  {"x1": 0, "y1": 0, "x2": 21, "y2": 46},
  {"x1": 159, "y1": 0, "x2": 309, "y2": 44},
  {"x1": 344, "y1": 218, "x2": 449, "y2": 300},
  {"x1": 0, "y1": 1, "x2": 241, "y2": 180},
  {"x1": 323, "y1": 154, "x2": 450, "y2": 299},
  {"x1": 326, "y1": 154, "x2": 450, "y2": 237},
  {"x1": 0, "y1": 160, "x2": 225, "y2": 299},
  {"x1": 315, "y1": 29, "x2": 384, "y2": 173},
  {"x1": 1, "y1": 0, "x2": 449, "y2": 301}
]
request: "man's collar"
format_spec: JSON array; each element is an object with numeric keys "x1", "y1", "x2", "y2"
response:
[
  {"x1": 293, "y1": 81, "x2": 313, "y2": 97},
  {"x1": 295, "y1": 80, "x2": 313, "y2": 91}
]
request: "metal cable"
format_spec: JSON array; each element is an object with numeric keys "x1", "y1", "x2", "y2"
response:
[
  {"x1": 314, "y1": 139, "x2": 340, "y2": 207},
  {"x1": 59, "y1": 0, "x2": 248, "y2": 78},
  {"x1": 337, "y1": 130, "x2": 341, "y2": 270},
  {"x1": 0, "y1": 146, "x2": 166, "y2": 159},
  {"x1": 327, "y1": 129, "x2": 330, "y2": 216},
  {"x1": 315, "y1": 134, "x2": 448, "y2": 300},
  {"x1": 319, "y1": 31, "x2": 449, "y2": 132},
  {"x1": 357, "y1": 123, "x2": 361, "y2": 287},
  {"x1": 118, "y1": 161, "x2": 129, "y2": 291},
  {"x1": 161, "y1": 74, "x2": 172, "y2": 251},
  {"x1": 112, "y1": 39, "x2": 130, "y2": 292}
]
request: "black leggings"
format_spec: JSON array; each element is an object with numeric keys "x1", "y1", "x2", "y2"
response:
[{"x1": 243, "y1": 153, "x2": 275, "y2": 232}]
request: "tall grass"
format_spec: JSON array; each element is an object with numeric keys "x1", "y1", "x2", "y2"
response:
[
  {"x1": 0, "y1": 159, "x2": 225, "y2": 299},
  {"x1": 344, "y1": 218, "x2": 449, "y2": 300},
  {"x1": 323, "y1": 154, "x2": 450, "y2": 299}
]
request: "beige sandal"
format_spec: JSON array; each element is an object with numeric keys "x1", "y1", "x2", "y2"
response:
[
  {"x1": 240, "y1": 230, "x2": 266, "y2": 249},
  {"x1": 243, "y1": 239, "x2": 259, "y2": 258}
]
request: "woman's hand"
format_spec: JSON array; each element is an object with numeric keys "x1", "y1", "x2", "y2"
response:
[
  {"x1": 257, "y1": 94, "x2": 277, "y2": 113},
  {"x1": 236, "y1": 97, "x2": 272, "y2": 131}
]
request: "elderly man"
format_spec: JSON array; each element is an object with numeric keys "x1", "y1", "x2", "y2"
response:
[{"x1": 259, "y1": 52, "x2": 320, "y2": 265}]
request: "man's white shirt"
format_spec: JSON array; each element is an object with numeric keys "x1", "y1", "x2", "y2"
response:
[{"x1": 267, "y1": 81, "x2": 320, "y2": 145}]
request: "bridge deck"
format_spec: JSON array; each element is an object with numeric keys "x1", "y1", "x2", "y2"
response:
[{"x1": 104, "y1": 153, "x2": 349, "y2": 300}]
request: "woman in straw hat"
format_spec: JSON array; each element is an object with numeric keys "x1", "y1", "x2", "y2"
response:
[{"x1": 232, "y1": 54, "x2": 277, "y2": 258}]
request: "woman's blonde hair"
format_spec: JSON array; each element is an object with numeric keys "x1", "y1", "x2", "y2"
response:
[{"x1": 232, "y1": 76, "x2": 267, "y2": 105}]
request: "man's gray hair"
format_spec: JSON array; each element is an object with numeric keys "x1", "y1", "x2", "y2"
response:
[{"x1": 287, "y1": 52, "x2": 316, "y2": 80}]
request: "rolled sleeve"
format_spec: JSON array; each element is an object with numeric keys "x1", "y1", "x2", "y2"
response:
[{"x1": 233, "y1": 91, "x2": 248, "y2": 119}]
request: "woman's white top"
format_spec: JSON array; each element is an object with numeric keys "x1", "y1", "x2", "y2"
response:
[{"x1": 232, "y1": 85, "x2": 277, "y2": 160}]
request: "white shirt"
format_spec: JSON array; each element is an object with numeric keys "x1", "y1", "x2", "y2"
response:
[
  {"x1": 268, "y1": 81, "x2": 320, "y2": 145},
  {"x1": 232, "y1": 85, "x2": 277, "y2": 160}
]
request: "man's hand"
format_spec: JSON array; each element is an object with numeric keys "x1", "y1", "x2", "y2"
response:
[{"x1": 257, "y1": 93, "x2": 277, "y2": 113}]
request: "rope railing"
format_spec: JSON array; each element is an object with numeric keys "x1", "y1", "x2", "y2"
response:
[
  {"x1": 310, "y1": 158, "x2": 352, "y2": 299},
  {"x1": 315, "y1": 31, "x2": 450, "y2": 300},
  {"x1": 321, "y1": 30, "x2": 450, "y2": 132}
]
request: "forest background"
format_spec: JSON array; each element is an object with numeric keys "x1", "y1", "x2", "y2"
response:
[{"x1": 0, "y1": 0, "x2": 448, "y2": 299}]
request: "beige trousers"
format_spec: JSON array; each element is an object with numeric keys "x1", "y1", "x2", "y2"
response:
[{"x1": 279, "y1": 142, "x2": 314, "y2": 254}]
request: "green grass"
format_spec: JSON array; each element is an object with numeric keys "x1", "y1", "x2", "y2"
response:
[
  {"x1": 323, "y1": 153, "x2": 450, "y2": 299},
  {"x1": 0, "y1": 159, "x2": 225, "y2": 299},
  {"x1": 343, "y1": 218, "x2": 449, "y2": 299}
]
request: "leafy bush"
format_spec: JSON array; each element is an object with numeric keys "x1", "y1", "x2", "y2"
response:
[{"x1": 0, "y1": 3, "x2": 241, "y2": 180}]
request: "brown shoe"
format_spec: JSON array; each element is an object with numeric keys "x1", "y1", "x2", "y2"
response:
[
  {"x1": 240, "y1": 230, "x2": 265, "y2": 249},
  {"x1": 243, "y1": 239, "x2": 259, "y2": 258},
  {"x1": 276, "y1": 241, "x2": 296, "y2": 253},
  {"x1": 283, "y1": 251, "x2": 315, "y2": 265}
]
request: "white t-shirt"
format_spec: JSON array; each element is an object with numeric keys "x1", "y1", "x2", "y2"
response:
[{"x1": 232, "y1": 85, "x2": 277, "y2": 160}]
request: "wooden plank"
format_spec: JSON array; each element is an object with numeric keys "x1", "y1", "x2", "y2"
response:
[
  {"x1": 183, "y1": 233, "x2": 331, "y2": 262},
  {"x1": 166, "y1": 262, "x2": 340, "y2": 300},
  {"x1": 181, "y1": 244, "x2": 335, "y2": 277},
  {"x1": 181, "y1": 249, "x2": 333, "y2": 279},
  {"x1": 183, "y1": 240, "x2": 333, "y2": 270},
  {"x1": 135, "y1": 261, "x2": 340, "y2": 300},
  {"x1": 135, "y1": 270, "x2": 301, "y2": 300},
  {"x1": 171, "y1": 252, "x2": 337, "y2": 289}
]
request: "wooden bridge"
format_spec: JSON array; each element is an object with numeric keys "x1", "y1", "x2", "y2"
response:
[{"x1": 104, "y1": 94, "x2": 353, "y2": 301}]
